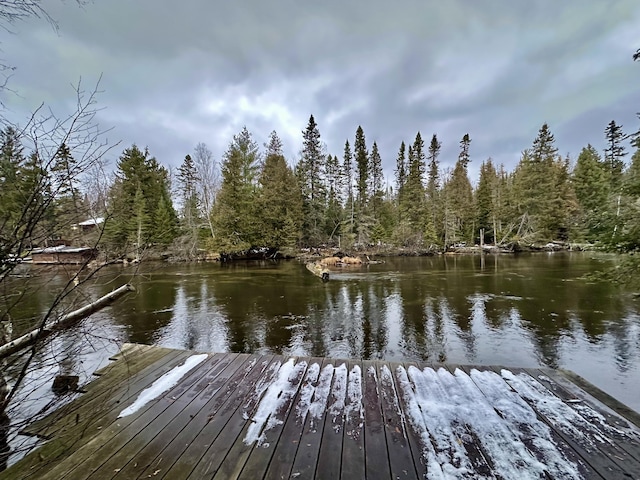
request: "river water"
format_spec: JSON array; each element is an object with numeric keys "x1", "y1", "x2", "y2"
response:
[{"x1": 3, "y1": 252, "x2": 640, "y2": 465}]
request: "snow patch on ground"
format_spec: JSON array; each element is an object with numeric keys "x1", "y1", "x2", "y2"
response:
[{"x1": 118, "y1": 354, "x2": 208, "y2": 418}]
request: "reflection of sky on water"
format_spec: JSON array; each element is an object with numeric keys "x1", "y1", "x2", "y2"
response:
[{"x1": 155, "y1": 281, "x2": 229, "y2": 353}]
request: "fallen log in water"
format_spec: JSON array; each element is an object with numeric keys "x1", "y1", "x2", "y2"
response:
[
  {"x1": 0, "y1": 283, "x2": 136, "y2": 359},
  {"x1": 306, "y1": 262, "x2": 330, "y2": 281}
]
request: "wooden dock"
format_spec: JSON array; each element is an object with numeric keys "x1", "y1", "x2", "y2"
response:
[{"x1": 2, "y1": 344, "x2": 640, "y2": 479}]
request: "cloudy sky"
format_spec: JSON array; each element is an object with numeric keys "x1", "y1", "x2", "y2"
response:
[{"x1": 2, "y1": 0, "x2": 640, "y2": 182}]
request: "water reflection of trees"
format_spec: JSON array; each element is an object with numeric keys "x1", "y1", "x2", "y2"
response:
[{"x1": 47, "y1": 255, "x2": 637, "y2": 376}]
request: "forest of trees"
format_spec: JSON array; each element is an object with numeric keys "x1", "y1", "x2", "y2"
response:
[{"x1": 2, "y1": 115, "x2": 640, "y2": 259}]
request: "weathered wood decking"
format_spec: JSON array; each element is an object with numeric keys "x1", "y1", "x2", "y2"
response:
[{"x1": 2, "y1": 344, "x2": 640, "y2": 479}]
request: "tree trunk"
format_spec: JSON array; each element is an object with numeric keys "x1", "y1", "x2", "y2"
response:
[{"x1": 0, "y1": 284, "x2": 135, "y2": 360}]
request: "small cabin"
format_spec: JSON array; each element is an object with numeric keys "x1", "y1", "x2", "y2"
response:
[
  {"x1": 30, "y1": 246, "x2": 97, "y2": 265},
  {"x1": 72, "y1": 217, "x2": 105, "y2": 232}
]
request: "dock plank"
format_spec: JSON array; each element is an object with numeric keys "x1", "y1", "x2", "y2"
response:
[
  {"x1": 236, "y1": 357, "x2": 311, "y2": 480},
  {"x1": 457, "y1": 365, "x2": 601, "y2": 480},
  {"x1": 136, "y1": 352, "x2": 259, "y2": 479},
  {"x1": 361, "y1": 360, "x2": 391, "y2": 480},
  {"x1": 188, "y1": 354, "x2": 290, "y2": 480},
  {"x1": 315, "y1": 359, "x2": 348, "y2": 480},
  {"x1": 289, "y1": 357, "x2": 335, "y2": 480},
  {"x1": 378, "y1": 362, "x2": 419, "y2": 480},
  {"x1": 7, "y1": 347, "x2": 184, "y2": 480},
  {"x1": 67, "y1": 352, "x2": 227, "y2": 480},
  {"x1": 111, "y1": 352, "x2": 243, "y2": 479},
  {"x1": 37, "y1": 350, "x2": 196, "y2": 480},
  {"x1": 25, "y1": 344, "x2": 176, "y2": 438},
  {"x1": 262, "y1": 357, "x2": 324, "y2": 480},
  {"x1": 339, "y1": 359, "x2": 366, "y2": 480},
  {"x1": 501, "y1": 367, "x2": 639, "y2": 480},
  {"x1": 525, "y1": 368, "x2": 640, "y2": 470}
]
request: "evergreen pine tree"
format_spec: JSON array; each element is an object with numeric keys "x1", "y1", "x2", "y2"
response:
[
  {"x1": 342, "y1": 140, "x2": 355, "y2": 241},
  {"x1": 177, "y1": 154, "x2": 200, "y2": 230},
  {"x1": 444, "y1": 134, "x2": 473, "y2": 245},
  {"x1": 256, "y1": 131, "x2": 302, "y2": 248},
  {"x1": 369, "y1": 141, "x2": 384, "y2": 216},
  {"x1": 211, "y1": 127, "x2": 261, "y2": 252},
  {"x1": 401, "y1": 132, "x2": 428, "y2": 243},
  {"x1": 572, "y1": 145, "x2": 610, "y2": 241},
  {"x1": 297, "y1": 115, "x2": 326, "y2": 246},
  {"x1": 0, "y1": 127, "x2": 25, "y2": 245},
  {"x1": 511, "y1": 124, "x2": 566, "y2": 239},
  {"x1": 426, "y1": 134, "x2": 441, "y2": 243},
  {"x1": 604, "y1": 120, "x2": 627, "y2": 187},
  {"x1": 475, "y1": 159, "x2": 498, "y2": 243},
  {"x1": 354, "y1": 126, "x2": 368, "y2": 213},
  {"x1": 105, "y1": 145, "x2": 178, "y2": 254},
  {"x1": 394, "y1": 141, "x2": 407, "y2": 202}
]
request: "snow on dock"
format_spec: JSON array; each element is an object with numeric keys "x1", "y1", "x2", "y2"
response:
[{"x1": 3, "y1": 344, "x2": 640, "y2": 479}]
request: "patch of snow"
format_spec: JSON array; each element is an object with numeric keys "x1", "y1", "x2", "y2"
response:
[
  {"x1": 243, "y1": 359, "x2": 307, "y2": 446},
  {"x1": 295, "y1": 362, "x2": 321, "y2": 420},
  {"x1": 394, "y1": 366, "x2": 446, "y2": 479},
  {"x1": 118, "y1": 354, "x2": 208, "y2": 418},
  {"x1": 470, "y1": 369, "x2": 582, "y2": 479},
  {"x1": 243, "y1": 360, "x2": 283, "y2": 409},
  {"x1": 501, "y1": 370, "x2": 610, "y2": 447},
  {"x1": 396, "y1": 366, "x2": 586, "y2": 480},
  {"x1": 307, "y1": 364, "x2": 335, "y2": 431},
  {"x1": 328, "y1": 363, "x2": 348, "y2": 433},
  {"x1": 344, "y1": 365, "x2": 364, "y2": 439}
]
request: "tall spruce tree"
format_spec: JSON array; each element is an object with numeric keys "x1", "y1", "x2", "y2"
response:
[
  {"x1": 177, "y1": 154, "x2": 200, "y2": 230},
  {"x1": 395, "y1": 141, "x2": 407, "y2": 202},
  {"x1": 475, "y1": 159, "x2": 498, "y2": 243},
  {"x1": 572, "y1": 145, "x2": 610, "y2": 241},
  {"x1": 211, "y1": 127, "x2": 261, "y2": 252},
  {"x1": 369, "y1": 141, "x2": 384, "y2": 216},
  {"x1": 325, "y1": 153, "x2": 343, "y2": 241},
  {"x1": 354, "y1": 126, "x2": 368, "y2": 212},
  {"x1": 51, "y1": 143, "x2": 85, "y2": 241},
  {"x1": 401, "y1": 132, "x2": 427, "y2": 241},
  {"x1": 105, "y1": 145, "x2": 177, "y2": 254},
  {"x1": 297, "y1": 115, "x2": 326, "y2": 245},
  {"x1": 0, "y1": 127, "x2": 25, "y2": 250},
  {"x1": 342, "y1": 140, "x2": 355, "y2": 239},
  {"x1": 604, "y1": 120, "x2": 627, "y2": 188},
  {"x1": 444, "y1": 134, "x2": 473, "y2": 245},
  {"x1": 256, "y1": 131, "x2": 302, "y2": 248},
  {"x1": 511, "y1": 124, "x2": 566, "y2": 239},
  {"x1": 426, "y1": 134, "x2": 441, "y2": 243},
  {"x1": 176, "y1": 153, "x2": 201, "y2": 256}
]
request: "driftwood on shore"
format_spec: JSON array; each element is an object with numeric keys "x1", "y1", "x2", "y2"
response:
[{"x1": 0, "y1": 283, "x2": 136, "y2": 360}]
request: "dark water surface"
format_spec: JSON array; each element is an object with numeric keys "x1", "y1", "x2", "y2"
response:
[{"x1": 4, "y1": 252, "x2": 640, "y2": 465}]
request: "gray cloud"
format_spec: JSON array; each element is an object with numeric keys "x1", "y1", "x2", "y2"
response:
[{"x1": 2, "y1": 0, "x2": 640, "y2": 183}]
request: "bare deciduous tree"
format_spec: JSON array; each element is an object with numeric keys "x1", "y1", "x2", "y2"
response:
[
  {"x1": 0, "y1": 79, "x2": 124, "y2": 470},
  {"x1": 192, "y1": 142, "x2": 219, "y2": 240}
]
